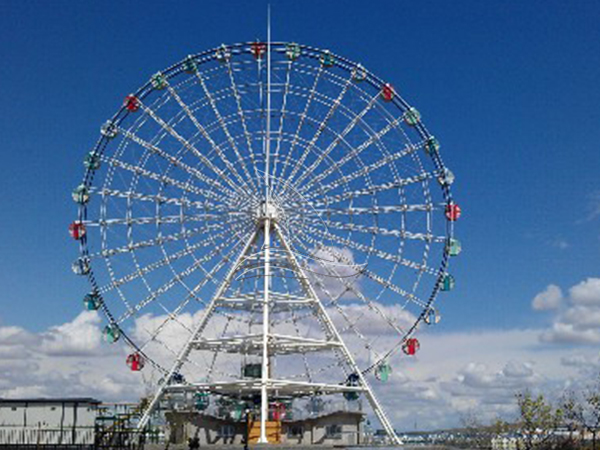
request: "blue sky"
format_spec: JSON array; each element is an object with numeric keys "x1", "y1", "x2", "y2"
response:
[
  {"x1": 0, "y1": 0, "x2": 598, "y2": 330},
  {"x1": 0, "y1": 0, "x2": 599, "y2": 429}
]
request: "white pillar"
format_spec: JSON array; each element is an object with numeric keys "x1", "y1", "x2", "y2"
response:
[{"x1": 258, "y1": 217, "x2": 271, "y2": 443}]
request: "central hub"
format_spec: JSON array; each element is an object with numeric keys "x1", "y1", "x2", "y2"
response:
[{"x1": 256, "y1": 201, "x2": 281, "y2": 222}]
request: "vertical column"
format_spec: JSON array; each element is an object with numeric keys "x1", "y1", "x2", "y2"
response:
[
  {"x1": 258, "y1": 217, "x2": 271, "y2": 443},
  {"x1": 259, "y1": 6, "x2": 272, "y2": 444}
]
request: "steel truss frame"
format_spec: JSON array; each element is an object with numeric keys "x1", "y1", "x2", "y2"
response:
[
  {"x1": 136, "y1": 221, "x2": 401, "y2": 444},
  {"x1": 74, "y1": 20, "x2": 458, "y2": 447}
]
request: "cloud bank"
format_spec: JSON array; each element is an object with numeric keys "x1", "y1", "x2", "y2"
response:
[{"x1": 0, "y1": 276, "x2": 599, "y2": 430}]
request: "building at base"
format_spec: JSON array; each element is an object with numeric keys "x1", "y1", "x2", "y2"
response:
[
  {"x1": 166, "y1": 410, "x2": 365, "y2": 446},
  {"x1": 0, "y1": 398, "x2": 100, "y2": 445}
]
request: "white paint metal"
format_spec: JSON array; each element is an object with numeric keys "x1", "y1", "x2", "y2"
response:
[{"x1": 257, "y1": 5, "x2": 273, "y2": 443}]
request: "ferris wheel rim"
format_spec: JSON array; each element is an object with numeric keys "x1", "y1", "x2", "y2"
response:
[{"x1": 73, "y1": 40, "x2": 459, "y2": 378}]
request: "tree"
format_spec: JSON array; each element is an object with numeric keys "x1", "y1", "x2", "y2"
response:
[
  {"x1": 460, "y1": 411, "x2": 512, "y2": 449},
  {"x1": 562, "y1": 375, "x2": 600, "y2": 450},
  {"x1": 516, "y1": 391, "x2": 564, "y2": 450},
  {"x1": 461, "y1": 411, "x2": 493, "y2": 449}
]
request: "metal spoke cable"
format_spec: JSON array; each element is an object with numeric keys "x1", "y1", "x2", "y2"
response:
[
  {"x1": 86, "y1": 225, "x2": 214, "y2": 259},
  {"x1": 99, "y1": 154, "x2": 227, "y2": 206},
  {"x1": 296, "y1": 107, "x2": 410, "y2": 195},
  {"x1": 269, "y1": 59, "x2": 293, "y2": 196},
  {"x1": 224, "y1": 59, "x2": 263, "y2": 185},
  {"x1": 283, "y1": 72, "x2": 355, "y2": 189},
  {"x1": 140, "y1": 97, "x2": 252, "y2": 195},
  {"x1": 295, "y1": 242, "x2": 409, "y2": 341},
  {"x1": 117, "y1": 126, "x2": 238, "y2": 198},
  {"x1": 276, "y1": 65, "x2": 324, "y2": 185},
  {"x1": 118, "y1": 232, "x2": 249, "y2": 324},
  {"x1": 300, "y1": 226, "x2": 432, "y2": 306},
  {"x1": 288, "y1": 234, "x2": 380, "y2": 364},
  {"x1": 192, "y1": 71, "x2": 258, "y2": 191},
  {"x1": 306, "y1": 172, "x2": 434, "y2": 207},
  {"x1": 304, "y1": 215, "x2": 445, "y2": 244},
  {"x1": 88, "y1": 186, "x2": 225, "y2": 211},
  {"x1": 288, "y1": 92, "x2": 379, "y2": 194},
  {"x1": 301, "y1": 142, "x2": 423, "y2": 203},
  {"x1": 97, "y1": 226, "x2": 236, "y2": 295}
]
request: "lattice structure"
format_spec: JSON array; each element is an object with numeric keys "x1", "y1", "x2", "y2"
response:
[{"x1": 70, "y1": 37, "x2": 460, "y2": 444}]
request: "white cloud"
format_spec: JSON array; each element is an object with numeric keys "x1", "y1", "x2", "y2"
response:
[
  {"x1": 0, "y1": 312, "x2": 143, "y2": 402},
  {"x1": 532, "y1": 284, "x2": 563, "y2": 310},
  {"x1": 541, "y1": 322, "x2": 600, "y2": 345},
  {"x1": 561, "y1": 353, "x2": 600, "y2": 369},
  {"x1": 502, "y1": 360, "x2": 535, "y2": 378},
  {"x1": 535, "y1": 278, "x2": 600, "y2": 344},
  {"x1": 40, "y1": 311, "x2": 104, "y2": 356},
  {"x1": 308, "y1": 246, "x2": 362, "y2": 300},
  {"x1": 2, "y1": 295, "x2": 600, "y2": 430},
  {"x1": 368, "y1": 327, "x2": 592, "y2": 430},
  {"x1": 0, "y1": 326, "x2": 38, "y2": 346},
  {"x1": 569, "y1": 278, "x2": 600, "y2": 305}
]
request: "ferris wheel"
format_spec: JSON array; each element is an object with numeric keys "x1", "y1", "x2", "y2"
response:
[{"x1": 70, "y1": 39, "x2": 460, "y2": 444}]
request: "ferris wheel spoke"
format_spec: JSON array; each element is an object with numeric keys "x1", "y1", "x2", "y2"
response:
[
  {"x1": 117, "y1": 126, "x2": 238, "y2": 198},
  {"x1": 304, "y1": 143, "x2": 422, "y2": 201},
  {"x1": 117, "y1": 232, "x2": 248, "y2": 323},
  {"x1": 192, "y1": 70, "x2": 258, "y2": 191},
  {"x1": 276, "y1": 65, "x2": 324, "y2": 186},
  {"x1": 288, "y1": 234, "x2": 381, "y2": 359},
  {"x1": 288, "y1": 92, "x2": 379, "y2": 194},
  {"x1": 277, "y1": 224, "x2": 376, "y2": 373},
  {"x1": 307, "y1": 172, "x2": 434, "y2": 207},
  {"x1": 270, "y1": 60, "x2": 293, "y2": 195},
  {"x1": 137, "y1": 238, "x2": 254, "y2": 356},
  {"x1": 304, "y1": 215, "x2": 445, "y2": 243},
  {"x1": 137, "y1": 295, "x2": 206, "y2": 354},
  {"x1": 297, "y1": 109, "x2": 408, "y2": 194},
  {"x1": 140, "y1": 330, "x2": 207, "y2": 374},
  {"x1": 298, "y1": 241, "x2": 408, "y2": 337},
  {"x1": 268, "y1": 124, "x2": 349, "y2": 201},
  {"x1": 224, "y1": 61, "x2": 262, "y2": 186},
  {"x1": 284, "y1": 72, "x2": 355, "y2": 190},
  {"x1": 312, "y1": 203, "x2": 436, "y2": 215},
  {"x1": 300, "y1": 225, "x2": 431, "y2": 307},
  {"x1": 277, "y1": 269, "x2": 314, "y2": 382},
  {"x1": 87, "y1": 225, "x2": 222, "y2": 259},
  {"x1": 100, "y1": 155, "x2": 227, "y2": 206},
  {"x1": 88, "y1": 186, "x2": 229, "y2": 211},
  {"x1": 305, "y1": 223, "x2": 439, "y2": 279},
  {"x1": 84, "y1": 213, "x2": 232, "y2": 228},
  {"x1": 159, "y1": 85, "x2": 255, "y2": 196},
  {"x1": 98, "y1": 225, "x2": 238, "y2": 295}
]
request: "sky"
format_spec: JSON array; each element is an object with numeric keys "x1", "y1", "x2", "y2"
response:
[{"x1": 0, "y1": 0, "x2": 600, "y2": 431}]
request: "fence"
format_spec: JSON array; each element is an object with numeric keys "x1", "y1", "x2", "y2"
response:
[{"x1": 0, "y1": 427, "x2": 144, "y2": 449}]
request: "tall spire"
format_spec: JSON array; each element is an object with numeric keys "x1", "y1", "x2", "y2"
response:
[
  {"x1": 258, "y1": 6, "x2": 272, "y2": 444},
  {"x1": 265, "y1": 4, "x2": 271, "y2": 201}
]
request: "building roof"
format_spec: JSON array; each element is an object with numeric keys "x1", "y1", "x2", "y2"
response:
[
  {"x1": 0, "y1": 398, "x2": 101, "y2": 405},
  {"x1": 288, "y1": 410, "x2": 366, "y2": 423}
]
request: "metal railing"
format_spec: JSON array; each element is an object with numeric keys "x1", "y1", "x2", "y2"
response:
[
  {"x1": 0, "y1": 426, "x2": 145, "y2": 449},
  {"x1": 0, "y1": 427, "x2": 94, "y2": 446}
]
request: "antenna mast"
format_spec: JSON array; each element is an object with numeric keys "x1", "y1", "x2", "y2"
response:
[{"x1": 258, "y1": 5, "x2": 272, "y2": 444}]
